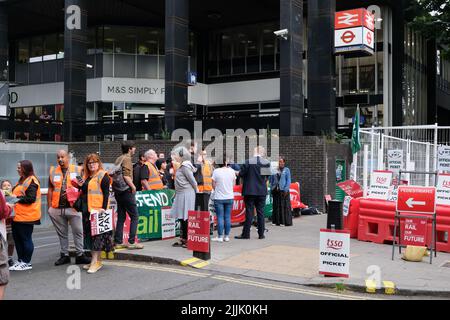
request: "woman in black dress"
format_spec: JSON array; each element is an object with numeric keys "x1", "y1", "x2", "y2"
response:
[{"x1": 80, "y1": 154, "x2": 113, "y2": 274}]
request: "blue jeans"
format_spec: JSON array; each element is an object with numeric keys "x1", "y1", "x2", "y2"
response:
[
  {"x1": 12, "y1": 222, "x2": 34, "y2": 264},
  {"x1": 214, "y1": 199, "x2": 233, "y2": 236}
]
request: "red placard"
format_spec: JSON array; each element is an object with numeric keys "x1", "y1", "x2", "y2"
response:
[
  {"x1": 397, "y1": 186, "x2": 436, "y2": 214},
  {"x1": 187, "y1": 210, "x2": 210, "y2": 253},
  {"x1": 337, "y1": 180, "x2": 364, "y2": 198},
  {"x1": 335, "y1": 9, "x2": 374, "y2": 31},
  {"x1": 401, "y1": 218, "x2": 427, "y2": 246}
]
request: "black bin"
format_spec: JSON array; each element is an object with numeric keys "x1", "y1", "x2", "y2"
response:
[{"x1": 327, "y1": 200, "x2": 343, "y2": 230}]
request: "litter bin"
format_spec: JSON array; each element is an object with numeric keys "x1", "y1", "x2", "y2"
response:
[{"x1": 327, "y1": 200, "x2": 343, "y2": 230}]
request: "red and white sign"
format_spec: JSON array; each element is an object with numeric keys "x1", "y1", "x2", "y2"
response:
[
  {"x1": 437, "y1": 173, "x2": 450, "y2": 206},
  {"x1": 367, "y1": 171, "x2": 393, "y2": 200},
  {"x1": 401, "y1": 218, "x2": 427, "y2": 246},
  {"x1": 319, "y1": 229, "x2": 350, "y2": 278},
  {"x1": 397, "y1": 186, "x2": 436, "y2": 214},
  {"x1": 90, "y1": 209, "x2": 114, "y2": 236},
  {"x1": 363, "y1": 27, "x2": 375, "y2": 49},
  {"x1": 335, "y1": 27, "x2": 363, "y2": 48},
  {"x1": 337, "y1": 180, "x2": 364, "y2": 198},
  {"x1": 187, "y1": 210, "x2": 210, "y2": 253},
  {"x1": 335, "y1": 8, "x2": 375, "y2": 31}
]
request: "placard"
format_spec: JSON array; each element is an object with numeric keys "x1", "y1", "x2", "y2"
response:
[
  {"x1": 436, "y1": 173, "x2": 450, "y2": 206},
  {"x1": 161, "y1": 207, "x2": 176, "y2": 239},
  {"x1": 319, "y1": 229, "x2": 350, "y2": 278},
  {"x1": 438, "y1": 146, "x2": 450, "y2": 172},
  {"x1": 388, "y1": 150, "x2": 403, "y2": 174},
  {"x1": 367, "y1": 170, "x2": 393, "y2": 200},
  {"x1": 343, "y1": 196, "x2": 352, "y2": 217},
  {"x1": 401, "y1": 218, "x2": 427, "y2": 247},
  {"x1": 187, "y1": 210, "x2": 210, "y2": 253},
  {"x1": 336, "y1": 180, "x2": 364, "y2": 198},
  {"x1": 90, "y1": 209, "x2": 113, "y2": 236}
]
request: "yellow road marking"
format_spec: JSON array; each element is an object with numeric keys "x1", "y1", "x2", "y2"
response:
[
  {"x1": 181, "y1": 257, "x2": 201, "y2": 266},
  {"x1": 105, "y1": 261, "x2": 382, "y2": 300},
  {"x1": 191, "y1": 261, "x2": 210, "y2": 269}
]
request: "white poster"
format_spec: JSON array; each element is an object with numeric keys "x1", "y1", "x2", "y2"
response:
[
  {"x1": 367, "y1": 171, "x2": 393, "y2": 200},
  {"x1": 343, "y1": 196, "x2": 352, "y2": 217},
  {"x1": 161, "y1": 207, "x2": 176, "y2": 239},
  {"x1": 90, "y1": 209, "x2": 114, "y2": 236},
  {"x1": 319, "y1": 230, "x2": 350, "y2": 278},
  {"x1": 387, "y1": 186, "x2": 398, "y2": 202},
  {"x1": 438, "y1": 146, "x2": 450, "y2": 172},
  {"x1": 436, "y1": 174, "x2": 450, "y2": 206},
  {"x1": 388, "y1": 150, "x2": 403, "y2": 174}
]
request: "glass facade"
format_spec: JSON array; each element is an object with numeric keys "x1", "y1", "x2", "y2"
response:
[
  {"x1": 402, "y1": 26, "x2": 428, "y2": 125},
  {"x1": 14, "y1": 26, "x2": 196, "y2": 84}
]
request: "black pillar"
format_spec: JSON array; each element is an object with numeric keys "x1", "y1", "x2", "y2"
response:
[
  {"x1": 165, "y1": 0, "x2": 189, "y2": 133},
  {"x1": 279, "y1": 0, "x2": 304, "y2": 136},
  {"x1": 64, "y1": 0, "x2": 87, "y2": 142},
  {"x1": 0, "y1": 3, "x2": 8, "y2": 112},
  {"x1": 426, "y1": 39, "x2": 437, "y2": 124},
  {"x1": 307, "y1": 0, "x2": 336, "y2": 135},
  {"x1": 392, "y1": 0, "x2": 405, "y2": 126}
]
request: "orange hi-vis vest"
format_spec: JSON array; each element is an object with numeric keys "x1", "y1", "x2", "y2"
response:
[
  {"x1": 145, "y1": 162, "x2": 164, "y2": 190},
  {"x1": 198, "y1": 161, "x2": 213, "y2": 192},
  {"x1": 12, "y1": 176, "x2": 41, "y2": 223},
  {"x1": 87, "y1": 170, "x2": 109, "y2": 213},
  {"x1": 49, "y1": 164, "x2": 81, "y2": 208}
]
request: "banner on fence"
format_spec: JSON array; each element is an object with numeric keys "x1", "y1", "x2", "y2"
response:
[
  {"x1": 438, "y1": 146, "x2": 450, "y2": 172},
  {"x1": 437, "y1": 173, "x2": 450, "y2": 206},
  {"x1": 367, "y1": 170, "x2": 393, "y2": 200},
  {"x1": 388, "y1": 150, "x2": 404, "y2": 174}
]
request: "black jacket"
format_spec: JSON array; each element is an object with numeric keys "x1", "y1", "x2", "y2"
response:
[{"x1": 239, "y1": 156, "x2": 271, "y2": 196}]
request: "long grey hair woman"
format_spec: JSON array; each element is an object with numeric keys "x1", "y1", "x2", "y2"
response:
[{"x1": 170, "y1": 146, "x2": 198, "y2": 248}]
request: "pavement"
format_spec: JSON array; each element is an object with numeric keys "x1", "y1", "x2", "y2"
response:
[{"x1": 113, "y1": 214, "x2": 450, "y2": 297}]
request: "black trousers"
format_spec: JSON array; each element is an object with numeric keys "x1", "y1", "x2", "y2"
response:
[
  {"x1": 242, "y1": 195, "x2": 266, "y2": 237},
  {"x1": 114, "y1": 190, "x2": 139, "y2": 245}
]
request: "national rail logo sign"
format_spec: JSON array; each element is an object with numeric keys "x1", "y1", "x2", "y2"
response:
[{"x1": 335, "y1": 8, "x2": 375, "y2": 55}]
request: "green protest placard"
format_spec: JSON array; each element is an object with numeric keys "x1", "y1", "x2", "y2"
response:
[{"x1": 135, "y1": 189, "x2": 179, "y2": 240}]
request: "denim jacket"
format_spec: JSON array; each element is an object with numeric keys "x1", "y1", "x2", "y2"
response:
[{"x1": 269, "y1": 167, "x2": 291, "y2": 192}]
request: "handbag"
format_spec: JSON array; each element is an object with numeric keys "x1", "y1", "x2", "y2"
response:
[
  {"x1": 72, "y1": 196, "x2": 83, "y2": 212},
  {"x1": 108, "y1": 156, "x2": 130, "y2": 192}
]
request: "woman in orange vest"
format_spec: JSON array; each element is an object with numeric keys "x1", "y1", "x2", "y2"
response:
[
  {"x1": 9, "y1": 160, "x2": 41, "y2": 272},
  {"x1": 79, "y1": 154, "x2": 113, "y2": 274}
]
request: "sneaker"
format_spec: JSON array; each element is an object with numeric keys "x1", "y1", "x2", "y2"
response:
[
  {"x1": 211, "y1": 237, "x2": 223, "y2": 242},
  {"x1": 83, "y1": 264, "x2": 90, "y2": 270},
  {"x1": 127, "y1": 243, "x2": 144, "y2": 250},
  {"x1": 54, "y1": 254, "x2": 71, "y2": 266},
  {"x1": 9, "y1": 261, "x2": 22, "y2": 271},
  {"x1": 87, "y1": 261, "x2": 103, "y2": 274},
  {"x1": 15, "y1": 262, "x2": 32, "y2": 271},
  {"x1": 224, "y1": 236, "x2": 230, "y2": 242}
]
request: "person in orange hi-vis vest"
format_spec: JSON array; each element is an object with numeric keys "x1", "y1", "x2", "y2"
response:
[
  {"x1": 196, "y1": 150, "x2": 212, "y2": 211},
  {"x1": 48, "y1": 150, "x2": 91, "y2": 267},
  {"x1": 143, "y1": 149, "x2": 164, "y2": 190},
  {"x1": 78, "y1": 153, "x2": 114, "y2": 274},
  {"x1": 8, "y1": 160, "x2": 41, "y2": 272}
]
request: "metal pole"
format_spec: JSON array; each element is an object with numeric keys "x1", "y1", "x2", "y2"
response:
[
  {"x1": 434, "y1": 123, "x2": 438, "y2": 172},
  {"x1": 425, "y1": 143, "x2": 430, "y2": 186},
  {"x1": 363, "y1": 144, "x2": 369, "y2": 197},
  {"x1": 370, "y1": 126, "x2": 375, "y2": 175}
]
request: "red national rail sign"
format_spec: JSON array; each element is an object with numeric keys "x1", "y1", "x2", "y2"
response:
[{"x1": 396, "y1": 186, "x2": 436, "y2": 214}]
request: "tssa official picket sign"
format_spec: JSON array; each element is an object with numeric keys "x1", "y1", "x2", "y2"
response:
[
  {"x1": 367, "y1": 170, "x2": 393, "y2": 200},
  {"x1": 319, "y1": 229, "x2": 351, "y2": 278},
  {"x1": 436, "y1": 173, "x2": 450, "y2": 206}
]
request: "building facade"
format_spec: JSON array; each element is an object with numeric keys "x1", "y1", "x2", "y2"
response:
[{"x1": 0, "y1": 0, "x2": 449, "y2": 142}]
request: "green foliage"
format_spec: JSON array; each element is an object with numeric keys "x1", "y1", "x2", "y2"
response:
[
  {"x1": 334, "y1": 282, "x2": 346, "y2": 293},
  {"x1": 408, "y1": 0, "x2": 450, "y2": 58},
  {"x1": 160, "y1": 127, "x2": 171, "y2": 140},
  {"x1": 322, "y1": 130, "x2": 349, "y2": 144}
]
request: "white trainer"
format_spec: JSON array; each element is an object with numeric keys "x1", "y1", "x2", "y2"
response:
[
  {"x1": 15, "y1": 262, "x2": 32, "y2": 271},
  {"x1": 223, "y1": 236, "x2": 230, "y2": 242},
  {"x1": 9, "y1": 261, "x2": 22, "y2": 271},
  {"x1": 211, "y1": 237, "x2": 223, "y2": 242}
]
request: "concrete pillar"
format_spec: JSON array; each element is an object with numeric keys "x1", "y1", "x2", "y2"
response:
[
  {"x1": 64, "y1": 0, "x2": 87, "y2": 141},
  {"x1": 165, "y1": 0, "x2": 189, "y2": 133},
  {"x1": 279, "y1": 0, "x2": 304, "y2": 136},
  {"x1": 307, "y1": 0, "x2": 336, "y2": 135}
]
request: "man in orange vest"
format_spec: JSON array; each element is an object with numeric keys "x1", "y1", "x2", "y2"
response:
[
  {"x1": 196, "y1": 149, "x2": 213, "y2": 211},
  {"x1": 48, "y1": 150, "x2": 91, "y2": 266},
  {"x1": 144, "y1": 149, "x2": 164, "y2": 190}
]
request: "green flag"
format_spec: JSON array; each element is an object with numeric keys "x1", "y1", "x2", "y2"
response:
[{"x1": 351, "y1": 106, "x2": 361, "y2": 154}]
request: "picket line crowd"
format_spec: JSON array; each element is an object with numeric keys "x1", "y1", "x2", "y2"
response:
[{"x1": 0, "y1": 141, "x2": 292, "y2": 299}]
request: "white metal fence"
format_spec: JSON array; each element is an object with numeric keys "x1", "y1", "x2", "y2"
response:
[{"x1": 352, "y1": 124, "x2": 450, "y2": 192}]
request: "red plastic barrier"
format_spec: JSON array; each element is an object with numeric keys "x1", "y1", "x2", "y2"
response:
[
  {"x1": 355, "y1": 198, "x2": 450, "y2": 253},
  {"x1": 344, "y1": 198, "x2": 360, "y2": 238}
]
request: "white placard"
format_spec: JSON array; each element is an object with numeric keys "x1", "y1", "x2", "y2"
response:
[
  {"x1": 387, "y1": 186, "x2": 398, "y2": 202},
  {"x1": 387, "y1": 150, "x2": 403, "y2": 174},
  {"x1": 90, "y1": 209, "x2": 114, "y2": 236},
  {"x1": 367, "y1": 171, "x2": 393, "y2": 200},
  {"x1": 319, "y1": 230, "x2": 350, "y2": 278},
  {"x1": 436, "y1": 174, "x2": 450, "y2": 206},
  {"x1": 438, "y1": 146, "x2": 450, "y2": 172},
  {"x1": 161, "y1": 207, "x2": 176, "y2": 239},
  {"x1": 343, "y1": 196, "x2": 352, "y2": 217}
]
